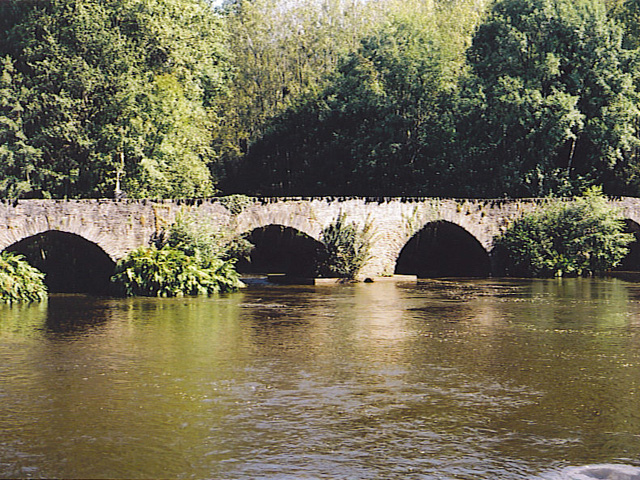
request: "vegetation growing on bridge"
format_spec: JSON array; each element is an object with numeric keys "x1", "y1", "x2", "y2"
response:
[
  {"x1": 494, "y1": 188, "x2": 634, "y2": 277},
  {"x1": 318, "y1": 213, "x2": 374, "y2": 280},
  {"x1": 0, "y1": 252, "x2": 47, "y2": 303},
  {"x1": 111, "y1": 215, "x2": 247, "y2": 297},
  {"x1": 111, "y1": 247, "x2": 243, "y2": 297}
]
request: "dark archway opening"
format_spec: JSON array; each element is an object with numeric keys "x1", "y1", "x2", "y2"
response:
[
  {"x1": 395, "y1": 221, "x2": 491, "y2": 278},
  {"x1": 615, "y1": 219, "x2": 640, "y2": 271},
  {"x1": 236, "y1": 225, "x2": 326, "y2": 277},
  {"x1": 5, "y1": 231, "x2": 116, "y2": 294}
]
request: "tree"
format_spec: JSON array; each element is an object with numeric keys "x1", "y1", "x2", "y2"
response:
[
  {"x1": 228, "y1": 1, "x2": 486, "y2": 195},
  {"x1": 458, "y1": 0, "x2": 640, "y2": 197},
  {"x1": 0, "y1": 56, "x2": 39, "y2": 198},
  {"x1": 0, "y1": 0, "x2": 230, "y2": 199},
  {"x1": 217, "y1": 0, "x2": 388, "y2": 171},
  {"x1": 609, "y1": 0, "x2": 640, "y2": 48}
]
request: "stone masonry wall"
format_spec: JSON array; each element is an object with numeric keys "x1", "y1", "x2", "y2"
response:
[{"x1": 0, "y1": 197, "x2": 639, "y2": 277}]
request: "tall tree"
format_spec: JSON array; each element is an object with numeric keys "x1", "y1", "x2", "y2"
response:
[
  {"x1": 226, "y1": 0, "x2": 488, "y2": 195},
  {"x1": 0, "y1": 56, "x2": 38, "y2": 198},
  {"x1": 217, "y1": 0, "x2": 409, "y2": 172},
  {"x1": 457, "y1": 0, "x2": 640, "y2": 197},
  {"x1": 609, "y1": 0, "x2": 640, "y2": 48},
  {"x1": 0, "y1": 0, "x2": 230, "y2": 199}
]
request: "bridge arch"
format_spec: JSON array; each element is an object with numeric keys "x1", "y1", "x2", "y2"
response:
[
  {"x1": 235, "y1": 203, "x2": 324, "y2": 243},
  {"x1": 236, "y1": 224, "x2": 327, "y2": 277},
  {"x1": 394, "y1": 220, "x2": 491, "y2": 278},
  {"x1": 615, "y1": 219, "x2": 640, "y2": 271},
  {"x1": 0, "y1": 214, "x2": 124, "y2": 263},
  {"x1": 4, "y1": 230, "x2": 116, "y2": 294}
]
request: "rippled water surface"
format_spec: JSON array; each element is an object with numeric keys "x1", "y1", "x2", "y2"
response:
[{"x1": 2, "y1": 278, "x2": 640, "y2": 479}]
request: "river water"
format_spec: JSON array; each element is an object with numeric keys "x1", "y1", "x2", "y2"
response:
[{"x1": 2, "y1": 278, "x2": 640, "y2": 479}]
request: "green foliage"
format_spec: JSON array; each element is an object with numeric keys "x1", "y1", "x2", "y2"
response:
[
  {"x1": 610, "y1": 0, "x2": 640, "y2": 48},
  {"x1": 157, "y1": 212, "x2": 253, "y2": 264},
  {"x1": 0, "y1": 0, "x2": 229, "y2": 199},
  {"x1": 4, "y1": 0, "x2": 640, "y2": 199},
  {"x1": 224, "y1": 0, "x2": 640, "y2": 198},
  {"x1": 0, "y1": 252, "x2": 47, "y2": 303},
  {"x1": 230, "y1": 2, "x2": 480, "y2": 195},
  {"x1": 0, "y1": 56, "x2": 39, "y2": 198},
  {"x1": 113, "y1": 210, "x2": 250, "y2": 297},
  {"x1": 217, "y1": 194, "x2": 256, "y2": 216},
  {"x1": 111, "y1": 246, "x2": 243, "y2": 297},
  {"x1": 494, "y1": 187, "x2": 634, "y2": 277},
  {"x1": 458, "y1": 0, "x2": 640, "y2": 197},
  {"x1": 318, "y1": 213, "x2": 373, "y2": 279},
  {"x1": 217, "y1": 0, "x2": 390, "y2": 168}
]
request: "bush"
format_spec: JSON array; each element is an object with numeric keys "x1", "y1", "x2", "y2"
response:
[
  {"x1": 494, "y1": 188, "x2": 634, "y2": 277},
  {"x1": 318, "y1": 213, "x2": 373, "y2": 279},
  {"x1": 114, "y1": 212, "x2": 249, "y2": 297},
  {"x1": 155, "y1": 213, "x2": 253, "y2": 265},
  {"x1": 0, "y1": 252, "x2": 47, "y2": 303},
  {"x1": 111, "y1": 246, "x2": 244, "y2": 297}
]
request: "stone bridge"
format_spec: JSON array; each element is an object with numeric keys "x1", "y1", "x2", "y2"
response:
[{"x1": 1, "y1": 196, "x2": 640, "y2": 280}]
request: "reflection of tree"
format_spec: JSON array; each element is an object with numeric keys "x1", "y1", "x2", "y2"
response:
[{"x1": 0, "y1": 302, "x2": 47, "y2": 338}]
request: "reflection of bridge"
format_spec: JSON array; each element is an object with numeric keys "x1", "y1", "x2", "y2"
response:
[{"x1": 1, "y1": 197, "x2": 640, "y2": 289}]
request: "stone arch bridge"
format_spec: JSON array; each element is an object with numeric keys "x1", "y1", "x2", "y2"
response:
[{"x1": 1, "y1": 196, "x2": 640, "y2": 281}]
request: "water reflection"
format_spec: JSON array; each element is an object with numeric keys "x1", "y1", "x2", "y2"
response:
[
  {"x1": 542, "y1": 463, "x2": 640, "y2": 479},
  {"x1": 44, "y1": 295, "x2": 115, "y2": 337},
  {"x1": 0, "y1": 301, "x2": 47, "y2": 339},
  {"x1": 1, "y1": 279, "x2": 640, "y2": 479}
]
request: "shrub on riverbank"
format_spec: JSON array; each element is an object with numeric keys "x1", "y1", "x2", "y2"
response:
[
  {"x1": 0, "y1": 252, "x2": 47, "y2": 303},
  {"x1": 494, "y1": 188, "x2": 633, "y2": 277}
]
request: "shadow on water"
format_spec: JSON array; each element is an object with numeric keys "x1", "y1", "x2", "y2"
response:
[
  {"x1": 43, "y1": 295, "x2": 114, "y2": 337},
  {"x1": 0, "y1": 295, "x2": 128, "y2": 340}
]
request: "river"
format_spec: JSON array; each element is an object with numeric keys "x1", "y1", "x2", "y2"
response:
[{"x1": 1, "y1": 278, "x2": 640, "y2": 479}]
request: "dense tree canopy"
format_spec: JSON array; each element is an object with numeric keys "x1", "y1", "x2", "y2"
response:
[
  {"x1": 226, "y1": 0, "x2": 640, "y2": 198},
  {"x1": 0, "y1": 0, "x2": 229, "y2": 199},
  {"x1": 3, "y1": 0, "x2": 640, "y2": 199},
  {"x1": 225, "y1": 1, "x2": 486, "y2": 195},
  {"x1": 215, "y1": 0, "x2": 405, "y2": 171},
  {"x1": 458, "y1": 0, "x2": 640, "y2": 197}
]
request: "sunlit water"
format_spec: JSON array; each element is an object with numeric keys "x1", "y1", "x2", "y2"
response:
[{"x1": 2, "y1": 278, "x2": 640, "y2": 479}]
